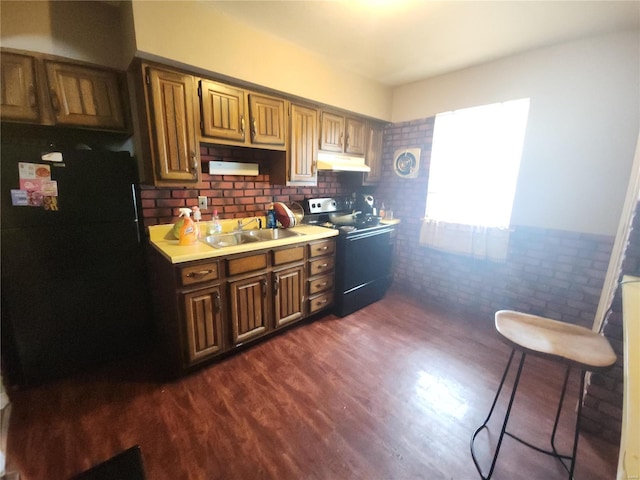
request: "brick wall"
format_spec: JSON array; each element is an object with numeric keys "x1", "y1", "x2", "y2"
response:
[
  {"x1": 372, "y1": 117, "x2": 624, "y2": 443},
  {"x1": 140, "y1": 145, "x2": 357, "y2": 227},
  {"x1": 373, "y1": 117, "x2": 614, "y2": 327}
]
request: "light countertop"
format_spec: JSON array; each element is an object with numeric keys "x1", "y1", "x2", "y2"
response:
[{"x1": 148, "y1": 222, "x2": 339, "y2": 264}]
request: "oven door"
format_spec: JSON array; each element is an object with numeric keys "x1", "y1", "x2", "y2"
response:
[{"x1": 334, "y1": 225, "x2": 394, "y2": 317}]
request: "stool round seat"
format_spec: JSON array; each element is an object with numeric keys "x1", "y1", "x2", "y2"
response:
[{"x1": 495, "y1": 310, "x2": 617, "y2": 370}]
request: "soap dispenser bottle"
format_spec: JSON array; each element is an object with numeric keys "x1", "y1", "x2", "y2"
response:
[
  {"x1": 267, "y1": 201, "x2": 277, "y2": 229},
  {"x1": 210, "y1": 209, "x2": 222, "y2": 234}
]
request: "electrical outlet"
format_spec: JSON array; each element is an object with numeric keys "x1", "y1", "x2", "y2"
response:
[{"x1": 197, "y1": 196, "x2": 208, "y2": 210}]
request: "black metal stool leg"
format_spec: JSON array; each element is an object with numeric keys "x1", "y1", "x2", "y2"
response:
[
  {"x1": 471, "y1": 348, "x2": 526, "y2": 479},
  {"x1": 473, "y1": 357, "x2": 587, "y2": 480},
  {"x1": 567, "y1": 371, "x2": 586, "y2": 480}
]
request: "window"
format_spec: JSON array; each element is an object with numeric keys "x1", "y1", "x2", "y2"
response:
[{"x1": 420, "y1": 98, "x2": 530, "y2": 260}]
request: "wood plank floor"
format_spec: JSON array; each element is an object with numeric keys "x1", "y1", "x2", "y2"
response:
[{"x1": 5, "y1": 290, "x2": 618, "y2": 479}]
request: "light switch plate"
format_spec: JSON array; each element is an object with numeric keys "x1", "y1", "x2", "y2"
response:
[{"x1": 198, "y1": 196, "x2": 208, "y2": 210}]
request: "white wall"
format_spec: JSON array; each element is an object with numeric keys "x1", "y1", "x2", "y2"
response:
[
  {"x1": 0, "y1": 1, "x2": 126, "y2": 69},
  {"x1": 129, "y1": 0, "x2": 392, "y2": 120},
  {"x1": 392, "y1": 30, "x2": 640, "y2": 236}
]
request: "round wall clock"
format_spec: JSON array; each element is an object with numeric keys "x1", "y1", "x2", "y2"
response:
[{"x1": 393, "y1": 148, "x2": 421, "y2": 178}]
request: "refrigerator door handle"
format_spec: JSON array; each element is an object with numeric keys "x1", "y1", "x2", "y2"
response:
[{"x1": 131, "y1": 183, "x2": 142, "y2": 244}]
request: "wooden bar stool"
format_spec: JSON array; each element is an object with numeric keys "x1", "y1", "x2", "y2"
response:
[{"x1": 470, "y1": 310, "x2": 616, "y2": 479}]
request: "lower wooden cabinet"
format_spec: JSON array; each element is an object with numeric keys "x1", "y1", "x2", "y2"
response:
[
  {"x1": 229, "y1": 272, "x2": 269, "y2": 345},
  {"x1": 273, "y1": 264, "x2": 305, "y2": 327},
  {"x1": 149, "y1": 237, "x2": 336, "y2": 375},
  {"x1": 307, "y1": 239, "x2": 336, "y2": 314},
  {"x1": 183, "y1": 285, "x2": 225, "y2": 363}
]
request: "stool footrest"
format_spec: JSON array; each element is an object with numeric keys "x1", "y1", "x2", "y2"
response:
[{"x1": 505, "y1": 431, "x2": 573, "y2": 461}]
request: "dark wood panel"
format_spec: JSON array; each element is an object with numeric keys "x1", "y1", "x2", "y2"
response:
[{"x1": 5, "y1": 290, "x2": 618, "y2": 479}]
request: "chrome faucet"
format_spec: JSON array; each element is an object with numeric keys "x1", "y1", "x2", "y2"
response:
[{"x1": 236, "y1": 217, "x2": 262, "y2": 231}]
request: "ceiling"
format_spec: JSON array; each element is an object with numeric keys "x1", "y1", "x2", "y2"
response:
[{"x1": 208, "y1": 0, "x2": 640, "y2": 87}]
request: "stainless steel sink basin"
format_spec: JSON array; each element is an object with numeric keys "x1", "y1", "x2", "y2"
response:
[
  {"x1": 240, "y1": 228, "x2": 302, "y2": 241},
  {"x1": 201, "y1": 228, "x2": 302, "y2": 248}
]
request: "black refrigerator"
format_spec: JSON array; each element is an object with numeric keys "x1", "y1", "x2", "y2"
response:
[{"x1": 1, "y1": 143, "x2": 152, "y2": 387}]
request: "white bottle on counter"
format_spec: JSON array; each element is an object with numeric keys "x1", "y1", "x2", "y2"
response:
[{"x1": 210, "y1": 209, "x2": 222, "y2": 235}]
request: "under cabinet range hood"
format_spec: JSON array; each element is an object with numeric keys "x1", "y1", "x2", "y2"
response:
[{"x1": 316, "y1": 152, "x2": 371, "y2": 173}]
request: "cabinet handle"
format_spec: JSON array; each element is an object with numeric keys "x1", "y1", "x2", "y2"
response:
[
  {"x1": 317, "y1": 299, "x2": 328, "y2": 305},
  {"x1": 345, "y1": 133, "x2": 350, "y2": 149},
  {"x1": 251, "y1": 117, "x2": 257, "y2": 140},
  {"x1": 339, "y1": 132, "x2": 343, "y2": 148},
  {"x1": 318, "y1": 282, "x2": 328, "y2": 288},
  {"x1": 318, "y1": 246, "x2": 328, "y2": 252},
  {"x1": 318, "y1": 263, "x2": 328, "y2": 269},
  {"x1": 28, "y1": 84, "x2": 37, "y2": 108},
  {"x1": 262, "y1": 279, "x2": 268, "y2": 298},
  {"x1": 241, "y1": 116, "x2": 245, "y2": 136},
  {"x1": 50, "y1": 90, "x2": 60, "y2": 113},
  {"x1": 274, "y1": 274, "x2": 279, "y2": 293},
  {"x1": 213, "y1": 291, "x2": 221, "y2": 313},
  {"x1": 186, "y1": 269, "x2": 214, "y2": 278},
  {"x1": 191, "y1": 152, "x2": 198, "y2": 174},
  {"x1": 311, "y1": 160, "x2": 317, "y2": 175}
]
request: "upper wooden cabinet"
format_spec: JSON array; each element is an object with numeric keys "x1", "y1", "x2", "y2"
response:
[
  {"x1": 199, "y1": 79, "x2": 286, "y2": 149},
  {"x1": 199, "y1": 80, "x2": 246, "y2": 142},
  {"x1": 137, "y1": 64, "x2": 200, "y2": 186},
  {"x1": 363, "y1": 123, "x2": 385, "y2": 185},
  {"x1": 44, "y1": 61, "x2": 126, "y2": 130},
  {"x1": 1, "y1": 49, "x2": 129, "y2": 132},
  {"x1": 319, "y1": 111, "x2": 366, "y2": 156},
  {"x1": 1, "y1": 52, "x2": 39, "y2": 122},
  {"x1": 289, "y1": 103, "x2": 318, "y2": 184}
]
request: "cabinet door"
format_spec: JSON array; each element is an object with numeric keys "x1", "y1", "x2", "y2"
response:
[
  {"x1": 44, "y1": 61, "x2": 126, "y2": 130},
  {"x1": 183, "y1": 285, "x2": 225, "y2": 365},
  {"x1": 345, "y1": 117, "x2": 366, "y2": 155},
  {"x1": 320, "y1": 111, "x2": 345, "y2": 152},
  {"x1": 147, "y1": 67, "x2": 199, "y2": 183},
  {"x1": 248, "y1": 93, "x2": 286, "y2": 146},
  {"x1": 229, "y1": 273, "x2": 269, "y2": 345},
  {"x1": 289, "y1": 103, "x2": 318, "y2": 183},
  {"x1": 363, "y1": 124, "x2": 384, "y2": 185},
  {"x1": 200, "y1": 79, "x2": 246, "y2": 142},
  {"x1": 273, "y1": 264, "x2": 305, "y2": 327},
  {"x1": 1, "y1": 52, "x2": 39, "y2": 122}
]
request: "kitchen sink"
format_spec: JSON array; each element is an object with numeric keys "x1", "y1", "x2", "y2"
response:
[
  {"x1": 201, "y1": 228, "x2": 302, "y2": 248},
  {"x1": 240, "y1": 228, "x2": 302, "y2": 241}
]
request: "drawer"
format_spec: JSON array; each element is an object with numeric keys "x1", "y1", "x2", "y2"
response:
[
  {"x1": 273, "y1": 245, "x2": 305, "y2": 266},
  {"x1": 308, "y1": 239, "x2": 335, "y2": 258},
  {"x1": 180, "y1": 261, "x2": 219, "y2": 286},
  {"x1": 227, "y1": 253, "x2": 267, "y2": 276},
  {"x1": 308, "y1": 292, "x2": 333, "y2": 314},
  {"x1": 308, "y1": 274, "x2": 334, "y2": 295},
  {"x1": 309, "y1": 256, "x2": 335, "y2": 276}
]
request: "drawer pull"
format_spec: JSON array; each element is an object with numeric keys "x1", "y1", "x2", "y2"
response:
[
  {"x1": 318, "y1": 299, "x2": 328, "y2": 305},
  {"x1": 318, "y1": 263, "x2": 328, "y2": 269},
  {"x1": 318, "y1": 282, "x2": 328, "y2": 287},
  {"x1": 186, "y1": 269, "x2": 214, "y2": 278}
]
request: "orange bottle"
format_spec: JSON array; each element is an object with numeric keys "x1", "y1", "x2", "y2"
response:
[{"x1": 178, "y1": 208, "x2": 198, "y2": 245}]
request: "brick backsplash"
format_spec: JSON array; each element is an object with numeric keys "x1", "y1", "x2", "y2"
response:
[{"x1": 140, "y1": 145, "x2": 357, "y2": 227}]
